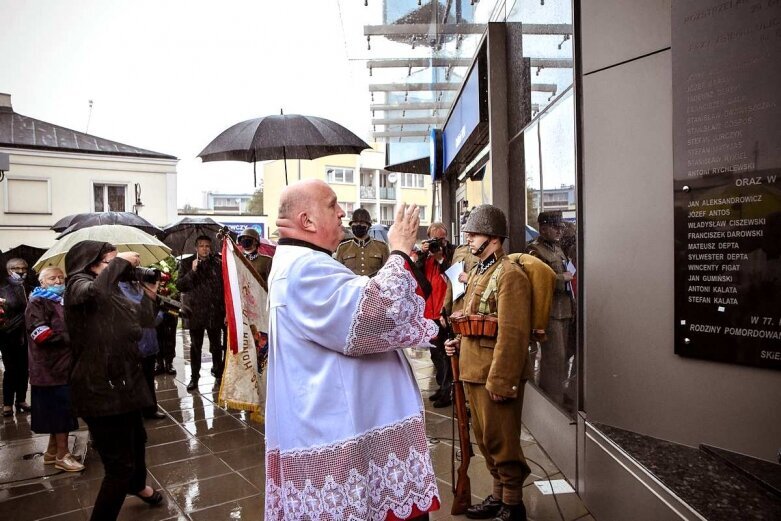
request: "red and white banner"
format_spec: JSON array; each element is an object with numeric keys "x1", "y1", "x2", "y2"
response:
[{"x1": 220, "y1": 238, "x2": 269, "y2": 416}]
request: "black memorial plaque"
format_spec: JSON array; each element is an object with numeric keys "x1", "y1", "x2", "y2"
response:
[{"x1": 672, "y1": 0, "x2": 781, "y2": 370}]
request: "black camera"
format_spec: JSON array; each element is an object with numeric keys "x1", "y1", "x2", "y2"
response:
[
  {"x1": 134, "y1": 267, "x2": 162, "y2": 283},
  {"x1": 424, "y1": 239, "x2": 442, "y2": 254}
]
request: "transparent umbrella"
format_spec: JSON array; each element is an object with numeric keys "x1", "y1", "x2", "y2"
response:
[{"x1": 34, "y1": 225, "x2": 172, "y2": 272}]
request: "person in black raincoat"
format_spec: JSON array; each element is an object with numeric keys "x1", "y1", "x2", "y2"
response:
[
  {"x1": 176, "y1": 235, "x2": 225, "y2": 391},
  {"x1": 0, "y1": 258, "x2": 34, "y2": 416},
  {"x1": 64, "y1": 240, "x2": 163, "y2": 520}
]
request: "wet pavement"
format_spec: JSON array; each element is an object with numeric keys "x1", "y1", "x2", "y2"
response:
[{"x1": 1, "y1": 329, "x2": 592, "y2": 520}]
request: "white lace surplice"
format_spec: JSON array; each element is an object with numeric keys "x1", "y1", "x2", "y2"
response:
[{"x1": 265, "y1": 246, "x2": 439, "y2": 520}]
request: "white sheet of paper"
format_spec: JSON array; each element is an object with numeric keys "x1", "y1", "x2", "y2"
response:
[
  {"x1": 534, "y1": 479, "x2": 576, "y2": 495},
  {"x1": 567, "y1": 260, "x2": 577, "y2": 275},
  {"x1": 444, "y1": 261, "x2": 465, "y2": 301}
]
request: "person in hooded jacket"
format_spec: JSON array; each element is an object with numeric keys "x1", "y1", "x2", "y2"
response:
[{"x1": 63, "y1": 241, "x2": 163, "y2": 520}]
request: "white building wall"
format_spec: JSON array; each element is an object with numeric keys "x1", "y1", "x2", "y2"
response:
[{"x1": 0, "y1": 148, "x2": 177, "y2": 251}]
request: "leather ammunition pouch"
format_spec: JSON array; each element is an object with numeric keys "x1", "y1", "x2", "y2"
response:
[{"x1": 450, "y1": 312, "x2": 498, "y2": 338}]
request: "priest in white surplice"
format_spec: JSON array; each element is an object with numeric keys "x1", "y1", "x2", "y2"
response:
[{"x1": 265, "y1": 179, "x2": 441, "y2": 520}]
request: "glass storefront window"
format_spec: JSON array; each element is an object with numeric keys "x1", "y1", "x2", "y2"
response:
[{"x1": 523, "y1": 89, "x2": 577, "y2": 415}]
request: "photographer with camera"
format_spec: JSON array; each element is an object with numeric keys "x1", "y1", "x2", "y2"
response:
[
  {"x1": 176, "y1": 235, "x2": 225, "y2": 391},
  {"x1": 64, "y1": 241, "x2": 163, "y2": 520},
  {"x1": 416, "y1": 222, "x2": 456, "y2": 408}
]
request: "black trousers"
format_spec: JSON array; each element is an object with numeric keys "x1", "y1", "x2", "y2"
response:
[
  {"x1": 0, "y1": 330, "x2": 28, "y2": 407},
  {"x1": 84, "y1": 411, "x2": 148, "y2": 521},
  {"x1": 140, "y1": 355, "x2": 158, "y2": 417},
  {"x1": 189, "y1": 326, "x2": 224, "y2": 379},
  {"x1": 156, "y1": 313, "x2": 177, "y2": 366},
  {"x1": 429, "y1": 323, "x2": 452, "y2": 397}
]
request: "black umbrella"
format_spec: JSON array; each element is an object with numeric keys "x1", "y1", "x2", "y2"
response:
[
  {"x1": 53, "y1": 212, "x2": 162, "y2": 238},
  {"x1": 198, "y1": 113, "x2": 371, "y2": 186},
  {"x1": 0, "y1": 244, "x2": 47, "y2": 283},
  {"x1": 159, "y1": 217, "x2": 235, "y2": 257}
]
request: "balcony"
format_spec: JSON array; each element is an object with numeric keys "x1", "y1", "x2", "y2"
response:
[
  {"x1": 360, "y1": 186, "x2": 377, "y2": 199},
  {"x1": 379, "y1": 187, "x2": 396, "y2": 200}
]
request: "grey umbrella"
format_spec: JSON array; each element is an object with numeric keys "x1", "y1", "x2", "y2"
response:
[
  {"x1": 54, "y1": 211, "x2": 162, "y2": 238},
  {"x1": 198, "y1": 113, "x2": 371, "y2": 186}
]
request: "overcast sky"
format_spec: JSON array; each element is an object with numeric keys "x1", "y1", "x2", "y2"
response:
[{"x1": 1, "y1": 0, "x2": 370, "y2": 206}]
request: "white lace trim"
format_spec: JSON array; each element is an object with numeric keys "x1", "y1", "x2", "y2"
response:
[
  {"x1": 265, "y1": 415, "x2": 439, "y2": 520},
  {"x1": 345, "y1": 255, "x2": 438, "y2": 356}
]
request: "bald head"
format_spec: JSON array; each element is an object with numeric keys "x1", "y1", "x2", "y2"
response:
[
  {"x1": 277, "y1": 179, "x2": 345, "y2": 251},
  {"x1": 278, "y1": 179, "x2": 328, "y2": 221}
]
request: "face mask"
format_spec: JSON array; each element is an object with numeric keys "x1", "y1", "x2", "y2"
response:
[
  {"x1": 239, "y1": 238, "x2": 256, "y2": 250},
  {"x1": 8, "y1": 271, "x2": 26, "y2": 284},
  {"x1": 48, "y1": 284, "x2": 65, "y2": 296},
  {"x1": 351, "y1": 224, "x2": 369, "y2": 238}
]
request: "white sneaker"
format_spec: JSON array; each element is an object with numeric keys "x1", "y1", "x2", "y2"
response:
[{"x1": 54, "y1": 453, "x2": 85, "y2": 472}]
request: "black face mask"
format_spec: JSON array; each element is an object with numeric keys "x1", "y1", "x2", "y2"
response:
[
  {"x1": 239, "y1": 238, "x2": 256, "y2": 250},
  {"x1": 351, "y1": 224, "x2": 369, "y2": 238}
]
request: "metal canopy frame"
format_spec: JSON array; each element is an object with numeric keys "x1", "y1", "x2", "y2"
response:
[{"x1": 364, "y1": 23, "x2": 573, "y2": 36}]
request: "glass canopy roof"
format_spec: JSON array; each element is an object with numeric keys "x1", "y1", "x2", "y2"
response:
[{"x1": 342, "y1": 0, "x2": 574, "y2": 152}]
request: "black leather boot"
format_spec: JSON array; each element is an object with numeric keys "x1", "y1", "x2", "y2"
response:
[
  {"x1": 466, "y1": 495, "x2": 502, "y2": 519},
  {"x1": 492, "y1": 503, "x2": 527, "y2": 521},
  {"x1": 186, "y1": 378, "x2": 199, "y2": 391}
]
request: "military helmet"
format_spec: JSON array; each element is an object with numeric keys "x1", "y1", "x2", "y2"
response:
[
  {"x1": 462, "y1": 204, "x2": 508, "y2": 238},
  {"x1": 349, "y1": 208, "x2": 372, "y2": 225},
  {"x1": 237, "y1": 227, "x2": 260, "y2": 242},
  {"x1": 537, "y1": 211, "x2": 563, "y2": 227}
]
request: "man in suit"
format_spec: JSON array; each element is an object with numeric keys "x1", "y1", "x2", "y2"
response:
[{"x1": 176, "y1": 236, "x2": 225, "y2": 391}]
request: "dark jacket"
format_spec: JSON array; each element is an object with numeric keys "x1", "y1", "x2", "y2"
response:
[
  {"x1": 64, "y1": 241, "x2": 153, "y2": 418},
  {"x1": 176, "y1": 254, "x2": 225, "y2": 329},
  {"x1": 26, "y1": 291, "x2": 71, "y2": 386},
  {"x1": 0, "y1": 278, "x2": 31, "y2": 343},
  {"x1": 119, "y1": 281, "x2": 163, "y2": 358}
]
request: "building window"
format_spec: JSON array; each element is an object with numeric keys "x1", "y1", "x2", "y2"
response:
[
  {"x1": 340, "y1": 201, "x2": 355, "y2": 214},
  {"x1": 326, "y1": 167, "x2": 355, "y2": 184},
  {"x1": 400, "y1": 173, "x2": 425, "y2": 188},
  {"x1": 94, "y1": 184, "x2": 126, "y2": 212},
  {"x1": 379, "y1": 204, "x2": 395, "y2": 224},
  {"x1": 419, "y1": 206, "x2": 427, "y2": 221}
]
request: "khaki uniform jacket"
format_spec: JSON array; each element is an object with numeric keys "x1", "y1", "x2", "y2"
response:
[
  {"x1": 246, "y1": 252, "x2": 272, "y2": 291},
  {"x1": 455, "y1": 249, "x2": 533, "y2": 398},
  {"x1": 527, "y1": 238, "x2": 574, "y2": 320},
  {"x1": 335, "y1": 237, "x2": 390, "y2": 277}
]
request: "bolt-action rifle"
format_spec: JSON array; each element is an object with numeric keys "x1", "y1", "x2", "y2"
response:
[{"x1": 442, "y1": 309, "x2": 472, "y2": 515}]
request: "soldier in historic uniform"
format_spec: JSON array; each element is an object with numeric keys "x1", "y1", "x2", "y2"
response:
[
  {"x1": 445, "y1": 205, "x2": 533, "y2": 521},
  {"x1": 237, "y1": 227, "x2": 273, "y2": 291},
  {"x1": 334, "y1": 208, "x2": 390, "y2": 277},
  {"x1": 526, "y1": 211, "x2": 575, "y2": 406}
]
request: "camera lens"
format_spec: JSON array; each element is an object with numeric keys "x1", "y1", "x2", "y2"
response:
[{"x1": 134, "y1": 267, "x2": 161, "y2": 283}]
